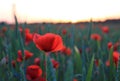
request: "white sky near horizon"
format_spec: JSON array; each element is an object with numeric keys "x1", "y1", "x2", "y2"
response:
[{"x1": 0, "y1": 0, "x2": 120, "y2": 23}]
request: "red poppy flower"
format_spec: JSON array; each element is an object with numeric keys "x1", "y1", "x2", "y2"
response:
[
  {"x1": 1, "y1": 27, "x2": 7, "y2": 33},
  {"x1": 25, "y1": 28, "x2": 30, "y2": 33},
  {"x1": 91, "y1": 33, "x2": 102, "y2": 41},
  {"x1": 17, "y1": 50, "x2": 33, "y2": 62},
  {"x1": 107, "y1": 42, "x2": 113, "y2": 49},
  {"x1": 34, "y1": 58, "x2": 40, "y2": 65},
  {"x1": 33, "y1": 77, "x2": 46, "y2": 81},
  {"x1": 26, "y1": 65, "x2": 42, "y2": 81},
  {"x1": 105, "y1": 52, "x2": 119, "y2": 67},
  {"x1": 25, "y1": 32, "x2": 33, "y2": 45},
  {"x1": 101, "y1": 26, "x2": 109, "y2": 33},
  {"x1": 24, "y1": 28, "x2": 33, "y2": 45},
  {"x1": 61, "y1": 46, "x2": 72, "y2": 56},
  {"x1": 33, "y1": 33, "x2": 64, "y2": 52},
  {"x1": 73, "y1": 78, "x2": 78, "y2": 81},
  {"x1": 11, "y1": 60, "x2": 16, "y2": 68},
  {"x1": 79, "y1": 48, "x2": 82, "y2": 54},
  {"x1": 62, "y1": 29, "x2": 67, "y2": 35},
  {"x1": 51, "y1": 59, "x2": 59, "y2": 69},
  {"x1": 113, "y1": 51, "x2": 119, "y2": 67},
  {"x1": 113, "y1": 42, "x2": 120, "y2": 51},
  {"x1": 94, "y1": 59, "x2": 99, "y2": 67}
]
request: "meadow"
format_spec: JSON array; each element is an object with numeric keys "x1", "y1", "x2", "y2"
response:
[{"x1": 0, "y1": 17, "x2": 120, "y2": 81}]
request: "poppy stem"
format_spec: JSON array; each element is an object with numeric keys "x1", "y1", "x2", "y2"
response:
[{"x1": 45, "y1": 52, "x2": 48, "y2": 81}]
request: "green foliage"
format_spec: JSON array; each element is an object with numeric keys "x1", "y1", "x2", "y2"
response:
[
  {"x1": 64, "y1": 59, "x2": 74, "y2": 81},
  {"x1": 74, "y1": 46, "x2": 82, "y2": 74},
  {"x1": 86, "y1": 55, "x2": 94, "y2": 81},
  {"x1": 0, "y1": 17, "x2": 120, "y2": 81},
  {"x1": 46, "y1": 55, "x2": 57, "y2": 81}
]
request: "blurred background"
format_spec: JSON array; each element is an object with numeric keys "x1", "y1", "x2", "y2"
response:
[{"x1": 0, "y1": 0, "x2": 120, "y2": 24}]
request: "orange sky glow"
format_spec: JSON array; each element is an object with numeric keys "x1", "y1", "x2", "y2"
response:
[{"x1": 0, "y1": 0, "x2": 120, "y2": 23}]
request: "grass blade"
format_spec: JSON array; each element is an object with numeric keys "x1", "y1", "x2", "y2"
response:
[{"x1": 86, "y1": 55, "x2": 94, "y2": 81}]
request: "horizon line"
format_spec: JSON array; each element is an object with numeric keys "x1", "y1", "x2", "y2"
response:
[{"x1": 0, "y1": 17, "x2": 120, "y2": 24}]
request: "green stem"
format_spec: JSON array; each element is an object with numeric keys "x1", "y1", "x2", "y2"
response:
[{"x1": 45, "y1": 52, "x2": 48, "y2": 81}]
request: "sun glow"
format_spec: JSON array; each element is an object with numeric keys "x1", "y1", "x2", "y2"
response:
[{"x1": 0, "y1": 0, "x2": 120, "y2": 23}]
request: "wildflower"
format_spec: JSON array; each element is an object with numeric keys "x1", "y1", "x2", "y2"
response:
[
  {"x1": 113, "y1": 42, "x2": 120, "y2": 51},
  {"x1": 33, "y1": 77, "x2": 46, "y2": 81},
  {"x1": 34, "y1": 58, "x2": 40, "y2": 65},
  {"x1": 91, "y1": 33, "x2": 102, "y2": 41},
  {"x1": 105, "y1": 60, "x2": 110, "y2": 67},
  {"x1": 113, "y1": 51, "x2": 119, "y2": 67},
  {"x1": 107, "y1": 42, "x2": 113, "y2": 49},
  {"x1": 51, "y1": 59, "x2": 59, "y2": 69},
  {"x1": 17, "y1": 50, "x2": 33, "y2": 62},
  {"x1": 62, "y1": 29, "x2": 67, "y2": 35},
  {"x1": 25, "y1": 28, "x2": 30, "y2": 33},
  {"x1": 94, "y1": 59, "x2": 99, "y2": 67},
  {"x1": 1, "y1": 27, "x2": 7, "y2": 33},
  {"x1": 33, "y1": 33, "x2": 64, "y2": 52},
  {"x1": 25, "y1": 28, "x2": 33, "y2": 45},
  {"x1": 101, "y1": 26, "x2": 109, "y2": 33},
  {"x1": 26, "y1": 65, "x2": 42, "y2": 81},
  {"x1": 61, "y1": 46, "x2": 72, "y2": 56},
  {"x1": 79, "y1": 48, "x2": 82, "y2": 54},
  {"x1": 73, "y1": 78, "x2": 78, "y2": 81},
  {"x1": 11, "y1": 60, "x2": 16, "y2": 68}
]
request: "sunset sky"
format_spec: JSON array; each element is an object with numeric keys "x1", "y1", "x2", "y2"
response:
[{"x1": 0, "y1": 0, "x2": 120, "y2": 23}]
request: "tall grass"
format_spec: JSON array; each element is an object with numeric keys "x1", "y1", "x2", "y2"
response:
[{"x1": 0, "y1": 16, "x2": 120, "y2": 81}]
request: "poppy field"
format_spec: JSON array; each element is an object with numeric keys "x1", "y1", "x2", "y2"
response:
[{"x1": 0, "y1": 16, "x2": 120, "y2": 81}]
